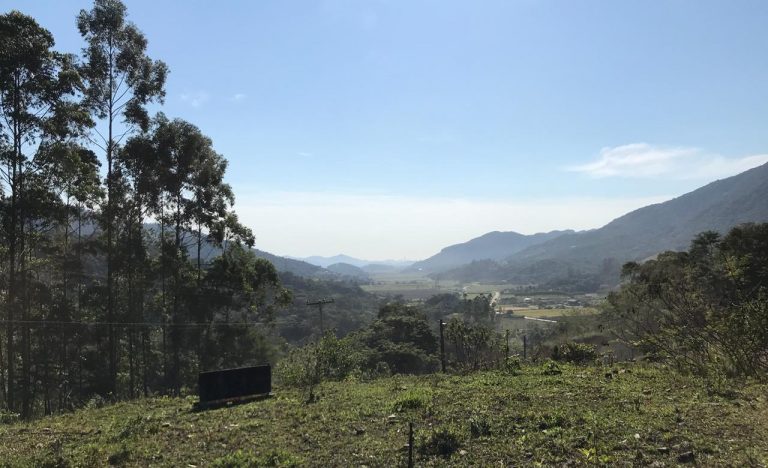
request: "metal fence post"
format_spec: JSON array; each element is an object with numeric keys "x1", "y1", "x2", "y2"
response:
[{"x1": 408, "y1": 422, "x2": 414, "y2": 468}]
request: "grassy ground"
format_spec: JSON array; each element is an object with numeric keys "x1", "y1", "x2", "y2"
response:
[{"x1": 1, "y1": 363, "x2": 766, "y2": 467}]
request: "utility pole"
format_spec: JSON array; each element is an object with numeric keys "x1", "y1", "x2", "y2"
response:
[
  {"x1": 307, "y1": 298, "x2": 334, "y2": 334},
  {"x1": 439, "y1": 319, "x2": 446, "y2": 372}
]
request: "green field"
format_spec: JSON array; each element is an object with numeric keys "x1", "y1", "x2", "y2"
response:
[
  {"x1": 1, "y1": 363, "x2": 766, "y2": 466},
  {"x1": 499, "y1": 307, "x2": 600, "y2": 319},
  {"x1": 362, "y1": 272, "x2": 462, "y2": 300},
  {"x1": 461, "y1": 283, "x2": 512, "y2": 294}
]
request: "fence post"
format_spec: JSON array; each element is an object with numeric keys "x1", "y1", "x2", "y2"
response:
[
  {"x1": 439, "y1": 320, "x2": 445, "y2": 373},
  {"x1": 523, "y1": 334, "x2": 527, "y2": 361},
  {"x1": 408, "y1": 422, "x2": 414, "y2": 468},
  {"x1": 505, "y1": 329, "x2": 510, "y2": 359}
]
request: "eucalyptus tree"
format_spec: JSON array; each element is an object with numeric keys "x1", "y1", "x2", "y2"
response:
[
  {"x1": 0, "y1": 10, "x2": 89, "y2": 415},
  {"x1": 120, "y1": 130, "x2": 161, "y2": 396},
  {"x1": 190, "y1": 151, "x2": 233, "y2": 284},
  {"x1": 200, "y1": 243, "x2": 291, "y2": 372},
  {"x1": 40, "y1": 142, "x2": 102, "y2": 409},
  {"x1": 129, "y1": 115, "x2": 251, "y2": 392},
  {"x1": 77, "y1": 0, "x2": 167, "y2": 393}
]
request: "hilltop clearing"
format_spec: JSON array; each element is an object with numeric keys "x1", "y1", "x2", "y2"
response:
[{"x1": 1, "y1": 363, "x2": 766, "y2": 466}]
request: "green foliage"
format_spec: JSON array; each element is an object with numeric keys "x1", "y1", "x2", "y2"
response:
[
  {"x1": 445, "y1": 318, "x2": 505, "y2": 371},
  {"x1": 276, "y1": 272, "x2": 379, "y2": 343},
  {"x1": 392, "y1": 389, "x2": 432, "y2": 413},
  {"x1": 502, "y1": 355, "x2": 522, "y2": 375},
  {"x1": 469, "y1": 413, "x2": 492, "y2": 437},
  {"x1": 211, "y1": 449, "x2": 303, "y2": 468},
  {"x1": 419, "y1": 427, "x2": 461, "y2": 457},
  {"x1": 552, "y1": 342, "x2": 598, "y2": 364},
  {"x1": 276, "y1": 332, "x2": 362, "y2": 400},
  {"x1": 605, "y1": 223, "x2": 768, "y2": 377},
  {"x1": 0, "y1": 0, "x2": 293, "y2": 416},
  {"x1": 2, "y1": 364, "x2": 768, "y2": 465},
  {"x1": 541, "y1": 360, "x2": 562, "y2": 375},
  {"x1": 352, "y1": 302, "x2": 439, "y2": 375},
  {"x1": 0, "y1": 411, "x2": 20, "y2": 425}
]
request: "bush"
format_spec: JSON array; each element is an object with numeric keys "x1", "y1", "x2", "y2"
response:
[
  {"x1": 392, "y1": 389, "x2": 432, "y2": 412},
  {"x1": 502, "y1": 356, "x2": 522, "y2": 375},
  {"x1": 445, "y1": 319, "x2": 505, "y2": 371},
  {"x1": 542, "y1": 360, "x2": 562, "y2": 375},
  {"x1": 604, "y1": 224, "x2": 768, "y2": 377},
  {"x1": 275, "y1": 333, "x2": 362, "y2": 401},
  {"x1": 0, "y1": 411, "x2": 20, "y2": 425},
  {"x1": 552, "y1": 342, "x2": 598, "y2": 364},
  {"x1": 419, "y1": 428, "x2": 461, "y2": 457},
  {"x1": 469, "y1": 413, "x2": 491, "y2": 437}
]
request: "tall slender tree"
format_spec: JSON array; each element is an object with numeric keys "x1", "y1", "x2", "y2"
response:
[
  {"x1": 77, "y1": 0, "x2": 167, "y2": 395},
  {"x1": 0, "y1": 11, "x2": 89, "y2": 415}
]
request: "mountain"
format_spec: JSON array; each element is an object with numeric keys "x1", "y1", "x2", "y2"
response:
[
  {"x1": 294, "y1": 254, "x2": 413, "y2": 270},
  {"x1": 409, "y1": 230, "x2": 573, "y2": 273},
  {"x1": 252, "y1": 249, "x2": 329, "y2": 278},
  {"x1": 325, "y1": 262, "x2": 371, "y2": 281},
  {"x1": 298, "y1": 254, "x2": 370, "y2": 268},
  {"x1": 443, "y1": 162, "x2": 768, "y2": 288},
  {"x1": 360, "y1": 264, "x2": 402, "y2": 274},
  {"x1": 151, "y1": 227, "x2": 331, "y2": 279}
]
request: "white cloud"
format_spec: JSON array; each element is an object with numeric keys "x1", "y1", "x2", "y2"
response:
[
  {"x1": 230, "y1": 93, "x2": 247, "y2": 102},
  {"x1": 180, "y1": 91, "x2": 209, "y2": 108},
  {"x1": 232, "y1": 191, "x2": 671, "y2": 260},
  {"x1": 568, "y1": 143, "x2": 768, "y2": 180}
]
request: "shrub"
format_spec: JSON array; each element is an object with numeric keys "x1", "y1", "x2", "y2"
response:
[
  {"x1": 542, "y1": 360, "x2": 562, "y2": 375},
  {"x1": 393, "y1": 389, "x2": 432, "y2": 412},
  {"x1": 276, "y1": 333, "x2": 362, "y2": 401},
  {"x1": 0, "y1": 411, "x2": 20, "y2": 425},
  {"x1": 419, "y1": 428, "x2": 461, "y2": 457},
  {"x1": 552, "y1": 342, "x2": 598, "y2": 364},
  {"x1": 469, "y1": 413, "x2": 491, "y2": 437},
  {"x1": 502, "y1": 356, "x2": 522, "y2": 375}
]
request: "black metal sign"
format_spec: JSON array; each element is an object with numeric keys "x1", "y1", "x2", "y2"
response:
[{"x1": 198, "y1": 364, "x2": 272, "y2": 404}]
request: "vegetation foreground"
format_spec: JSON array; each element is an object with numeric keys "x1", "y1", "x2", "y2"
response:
[{"x1": 1, "y1": 363, "x2": 766, "y2": 467}]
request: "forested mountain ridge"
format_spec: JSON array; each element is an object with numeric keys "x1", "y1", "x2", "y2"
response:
[
  {"x1": 440, "y1": 162, "x2": 768, "y2": 287},
  {"x1": 508, "y1": 161, "x2": 768, "y2": 265},
  {"x1": 409, "y1": 230, "x2": 573, "y2": 273},
  {"x1": 295, "y1": 254, "x2": 413, "y2": 270},
  {"x1": 137, "y1": 223, "x2": 329, "y2": 278},
  {"x1": 325, "y1": 262, "x2": 372, "y2": 281}
]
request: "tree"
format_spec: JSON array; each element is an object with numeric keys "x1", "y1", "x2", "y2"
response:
[
  {"x1": 0, "y1": 10, "x2": 89, "y2": 415},
  {"x1": 605, "y1": 224, "x2": 768, "y2": 377},
  {"x1": 353, "y1": 303, "x2": 439, "y2": 374},
  {"x1": 122, "y1": 115, "x2": 260, "y2": 392},
  {"x1": 77, "y1": 0, "x2": 167, "y2": 394},
  {"x1": 200, "y1": 243, "x2": 291, "y2": 372}
]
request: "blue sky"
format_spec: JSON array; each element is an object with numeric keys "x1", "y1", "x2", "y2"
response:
[{"x1": 16, "y1": 0, "x2": 768, "y2": 259}]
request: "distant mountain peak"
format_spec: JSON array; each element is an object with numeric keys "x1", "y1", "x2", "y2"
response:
[{"x1": 291, "y1": 254, "x2": 413, "y2": 269}]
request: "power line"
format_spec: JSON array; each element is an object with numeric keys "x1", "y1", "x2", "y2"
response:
[
  {"x1": 0, "y1": 319, "x2": 303, "y2": 328},
  {"x1": 306, "y1": 298, "x2": 334, "y2": 333}
]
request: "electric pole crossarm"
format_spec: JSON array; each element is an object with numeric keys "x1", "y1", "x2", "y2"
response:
[{"x1": 306, "y1": 298, "x2": 334, "y2": 334}]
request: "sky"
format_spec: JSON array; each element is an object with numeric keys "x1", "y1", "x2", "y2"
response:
[{"x1": 14, "y1": 0, "x2": 768, "y2": 260}]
